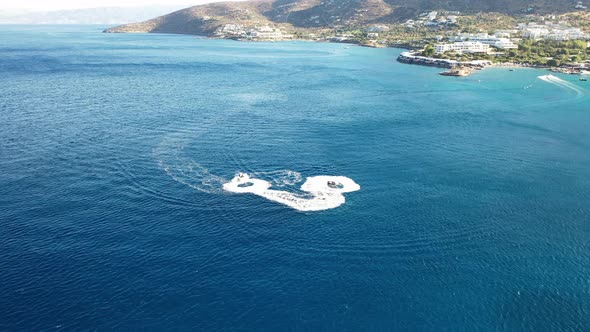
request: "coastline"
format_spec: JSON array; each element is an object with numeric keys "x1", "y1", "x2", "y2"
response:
[
  {"x1": 395, "y1": 51, "x2": 554, "y2": 73},
  {"x1": 221, "y1": 37, "x2": 586, "y2": 75},
  {"x1": 211, "y1": 36, "x2": 554, "y2": 72},
  {"x1": 396, "y1": 51, "x2": 492, "y2": 69},
  {"x1": 491, "y1": 62, "x2": 549, "y2": 69},
  {"x1": 103, "y1": 30, "x2": 568, "y2": 74}
]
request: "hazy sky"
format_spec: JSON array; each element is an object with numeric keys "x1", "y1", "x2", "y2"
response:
[{"x1": 0, "y1": 0, "x2": 245, "y2": 11}]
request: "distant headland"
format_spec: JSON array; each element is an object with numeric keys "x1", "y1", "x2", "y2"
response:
[{"x1": 104, "y1": 0, "x2": 590, "y2": 73}]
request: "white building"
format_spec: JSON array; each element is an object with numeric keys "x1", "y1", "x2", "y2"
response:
[
  {"x1": 426, "y1": 11, "x2": 438, "y2": 21},
  {"x1": 257, "y1": 26, "x2": 274, "y2": 33},
  {"x1": 546, "y1": 27, "x2": 586, "y2": 40},
  {"x1": 221, "y1": 24, "x2": 244, "y2": 32},
  {"x1": 522, "y1": 28, "x2": 550, "y2": 39},
  {"x1": 449, "y1": 33, "x2": 517, "y2": 49},
  {"x1": 472, "y1": 36, "x2": 517, "y2": 49},
  {"x1": 520, "y1": 22, "x2": 589, "y2": 40},
  {"x1": 449, "y1": 32, "x2": 480, "y2": 42},
  {"x1": 248, "y1": 26, "x2": 291, "y2": 40},
  {"x1": 435, "y1": 41, "x2": 490, "y2": 54},
  {"x1": 493, "y1": 30, "x2": 517, "y2": 38}
]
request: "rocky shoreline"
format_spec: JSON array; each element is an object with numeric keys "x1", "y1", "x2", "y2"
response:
[
  {"x1": 396, "y1": 52, "x2": 492, "y2": 69},
  {"x1": 396, "y1": 51, "x2": 557, "y2": 72}
]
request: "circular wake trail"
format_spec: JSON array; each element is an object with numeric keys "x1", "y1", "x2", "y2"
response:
[
  {"x1": 153, "y1": 131, "x2": 228, "y2": 195},
  {"x1": 154, "y1": 124, "x2": 360, "y2": 211},
  {"x1": 223, "y1": 173, "x2": 360, "y2": 212}
]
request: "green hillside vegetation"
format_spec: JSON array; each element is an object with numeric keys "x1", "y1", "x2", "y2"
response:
[
  {"x1": 509, "y1": 39, "x2": 590, "y2": 65},
  {"x1": 560, "y1": 12, "x2": 590, "y2": 30},
  {"x1": 455, "y1": 13, "x2": 518, "y2": 33}
]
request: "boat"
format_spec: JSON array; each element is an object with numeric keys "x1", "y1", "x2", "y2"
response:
[
  {"x1": 580, "y1": 77, "x2": 587, "y2": 81},
  {"x1": 327, "y1": 181, "x2": 343, "y2": 189},
  {"x1": 440, "y1": 66, "x2": 472, "y2": 77}
]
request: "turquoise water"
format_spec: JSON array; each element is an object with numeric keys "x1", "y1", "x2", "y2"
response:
[{"x1": 1, "y1": 25, "x2": 589, "y2": 330}]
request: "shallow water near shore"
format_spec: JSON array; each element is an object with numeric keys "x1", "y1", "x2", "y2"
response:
[{"x1": 1, "y1": 25, "x2": 589, "y2": 330}]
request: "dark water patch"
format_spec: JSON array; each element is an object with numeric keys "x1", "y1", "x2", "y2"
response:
[{"x1": 499, "y1": 288, "x2": 590, "y2": 331}]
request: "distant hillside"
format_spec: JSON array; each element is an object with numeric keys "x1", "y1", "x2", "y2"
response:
[
  {"x1": 105, "y1": 1, "x2": 276, "y2": 35},
  {"x1": 0, "y1": 5, "x2": 189, "y2": 25},
  {"x1": 263, "y1": 0, "x2": 393, "y2": 27},
  {"x1": 383, "y1": 0, "x2": 585, "y2": 14},
  {"x1": 105, "y1": 0, "x2": 589, "y2": 34}
]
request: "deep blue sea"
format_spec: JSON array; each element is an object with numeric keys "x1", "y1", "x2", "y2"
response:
[{"x1": 1, "y1": 25, "x2": 589, "y2": 331}]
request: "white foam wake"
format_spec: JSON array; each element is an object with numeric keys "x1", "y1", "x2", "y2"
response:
[
  {"x1": 223, "y1": 173, "x2": 360, "y2": 212},
  {"x1": 251, "y1": 170, "x2": 303, "y2": 188},
  {"x1": 538, "y1": 74, "x2": 584, "y2": 95},
  {"x1": 153, "y1": 131, "x2": 228, "y2": 195}
]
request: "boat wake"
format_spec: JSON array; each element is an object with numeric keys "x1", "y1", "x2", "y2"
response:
[
  {"x1": 538, "y1": 74, "x2": 584, "y2": 95},
  {"x1": 251, "y1": 170, "x2": 303, "y2": 188},
  {"x1": 154, "y1": 129, "x2": 359, "y2": 212},
  {"x1": 223, "y1": 173, "x2": 360, "y2": 212},
  {"x1": 153, "y1": 131, "x2": 228, "y2": 195}
]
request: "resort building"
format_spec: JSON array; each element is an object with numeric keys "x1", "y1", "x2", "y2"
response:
[
  {"x1": 519, "y1": 22, "x2": 589, "y2": 40},
  {"x1": 473, "y1": 36, "x2": 517, "y2": 49},
  {"x1": 522, "y1": 27, "x2": 550, "y2": 39},
  {"x1": 426, "y1": 11, "x2": 438, "y2": 21},
  {"x1": 493, "y1": 30, "x2": 517, "y2": 38},
  {"x1": 215, "y1": 24, "x2": 292, "y2": 40},
  {"x1": 435, "y1": 41, "x2": 490, "y2": 54},
  {"x1": 449, "y1": 33, "x2": 518, "y2": 49},
  {"x1": 447, "y1": 16, "x2": 458, "y2": 24},
  {"x1": 248, "y1": 26, "x2": 292, "y2": 40},
  {"x1": 545, "y1": 27, "x2": 586, "y2": 41}
]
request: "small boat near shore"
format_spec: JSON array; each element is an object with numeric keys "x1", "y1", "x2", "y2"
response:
[{"x1": 440, "y1": 66, "x2": 473, "y2": 77}]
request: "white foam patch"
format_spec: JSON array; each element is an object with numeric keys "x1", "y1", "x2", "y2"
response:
[
  {"x1": 252, "y1": 170, "x2": 302, "y2": 187},
  {"x1": 223, "y1": 173, "x2": 360, "y2": 211},
  {"x1": 538, "y1": 74, "x2": 584, "y2": 95},
  {"x1": 153, "y1": 121, "x2": 359, "y2": 211}
]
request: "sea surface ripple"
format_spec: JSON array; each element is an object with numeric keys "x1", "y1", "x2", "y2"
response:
[{"x1": 0, "y1": 25, "x2": 589, "y2": 331}]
